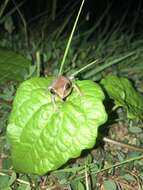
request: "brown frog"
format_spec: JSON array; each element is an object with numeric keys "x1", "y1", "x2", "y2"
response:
[{"x1": 48, "y1": 76, "x2": 73, "y2": 100}]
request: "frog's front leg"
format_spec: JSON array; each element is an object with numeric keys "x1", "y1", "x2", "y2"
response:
[
  {"x1": 73, "y1": 83, "x2": 82, "y2": 96},
  {"x1": 50, "y1": 94, "x2": 58, "y2": 111},
  {"x1": 48, "y1": 86, "x2": 57, "y2": 110}
]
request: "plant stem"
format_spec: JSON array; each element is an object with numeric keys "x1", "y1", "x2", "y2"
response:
[
  {"x1": 71, "y1": 59, "x2": 98, "y2": 77},
  {"x1": 11, "y1": 0, "x2": 29, "y2": 49},
  {"x1": 0, "y1": 0, "x2": 10, "y2": 18},
  {"x1": 84, "y1": 51, "x2": 135, "y2": 78},
  {"x1": 58, "y1": 0, "x2": 86, "y2": 76},
  {"x1": 103, "y1": 137, "x2": 143, "y2": 152},
  {"x1": 52, "y1": 0, "x2": 57, "y2": 20},
  {"x1": 36, "y1": 51, "x2": 41, "y2": 77},
  {"x1": 74, "y1": 154, "x2": 143, "y2": 182},
  {"x1": 93, "y1": 154, "x2": 143, "y2": 175}
]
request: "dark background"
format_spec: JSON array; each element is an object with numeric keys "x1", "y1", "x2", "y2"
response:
[{"x1": 2, "y1": 0, "x2": 143, "y2": 34}]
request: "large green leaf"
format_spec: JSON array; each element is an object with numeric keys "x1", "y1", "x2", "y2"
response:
[
  {"x1": 0, "y1": 48, "x2": 30, "y2": 84},
  {"x1": 100, "y1": 75, "x2": 143, "y2": 120},
  {"x1": 7, "y1": 77, "x2": 107, "y2": 175}
]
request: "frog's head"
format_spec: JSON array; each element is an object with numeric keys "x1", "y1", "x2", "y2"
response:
[{"x1": 49, "y1": 76, "x2": 72, "y2": 100}]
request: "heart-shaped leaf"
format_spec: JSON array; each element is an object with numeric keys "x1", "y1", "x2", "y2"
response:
[{"x1": 7, "y1": 77, "x2": 107, "y2": 175}]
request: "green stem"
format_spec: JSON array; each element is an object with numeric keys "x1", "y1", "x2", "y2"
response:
[
  {"x1": 36, "y1": 51, "x2": 41, "y2": 77},
  {"x1": 74, "y1": 154, "x2": 143, "y2": 182},
  {"x1": 71, "y1": 59, "x2": 98, "y2": 77},
  {"x1": 93, "y1": 154, "x2": 143, "y2": 175},
  {"x1": 84, "y1": 51, "x2": 135, "y2": 78},
  {"x1": 11, "y1": 0, "x2": 29, "y2": 48},
  {"x1": 52, "y1": 0, "x2": 57, "y2": 20},
  {"x1": 0, "y1": 0, "x2": 10, "y2": 18},
  {"x1": 52, "y1": 154, "x2": 143, "y2": 175},
  {"x1": 58, "y1": 0, "x2": 86, "y2": 76}
]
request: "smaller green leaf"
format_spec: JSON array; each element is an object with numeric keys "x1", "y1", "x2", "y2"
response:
[
  {"x1": 91, "y1": 164, "x2": 99, "y2": 173},
  {"x1": 4, "y1": 16, "x2": 15, "y2": 34},
  {"x1": 8, "y1": 172, "x2": 17, "y2": 186},
  {"x1": 0, "y1": 175, "x2": 10, "y2": 188},
  {"x1": 18, "y1": 184, "x2": 31, "y2": 190},
  {"x1": 0, "y1": 84, "x2": 15, "y2": 101},
  {"x1": 117, "y1": 152, "x2": 125, "y2": 161},
  {"x1": 91, "y1": 175, "x2": 97, "y2": 189},
  {"x1": 134, "y1": 159, "x2": 143, "y2": 167},
  {"x1": 53, "y1": 171, "x2": 69, "y2": 184},
  {"x1": 3, "y1": 187, "x2": 12, "y2": 190},
  {"x1": 140, "y1": 172, "x2": 143, "y2": 180},
  {"x1": 100, "y1": 75, "x2": 143, "y2": 120},
  {"x1": 129, "y1": 126, "x2": 142, "y2": 134},
  {"x1": 103, "y1": 180, "x2": 117, "y2": 190},
  {"x1": 122, "y1": 174, "x2": 135, "y2": 181},
  {"x1": 76, "y1": 181, "x2": 85, "y2": 190},
  {"x1": 85, "y1": 154, "x2": 93, "y2": 164},
  {"x1": 0, "y1": 48, "x2": 31, "y2": 84},
  {"x1": 71, "y1": 180, "x2": 85, "y2": 190},
  {"x1": 139, "y1": 134, "x2": 143, "y2": 144},
  {"x1": 2, "y1": 158, "x2": 12, "y2": 170}
]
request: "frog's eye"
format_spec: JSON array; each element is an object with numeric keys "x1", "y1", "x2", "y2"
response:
[
  {"x1": 50, "y1": 88, "x2": 55, "y2": 95},
  {"x1": 65, "y1": 83, "x2": 71, "y2": 90}
]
